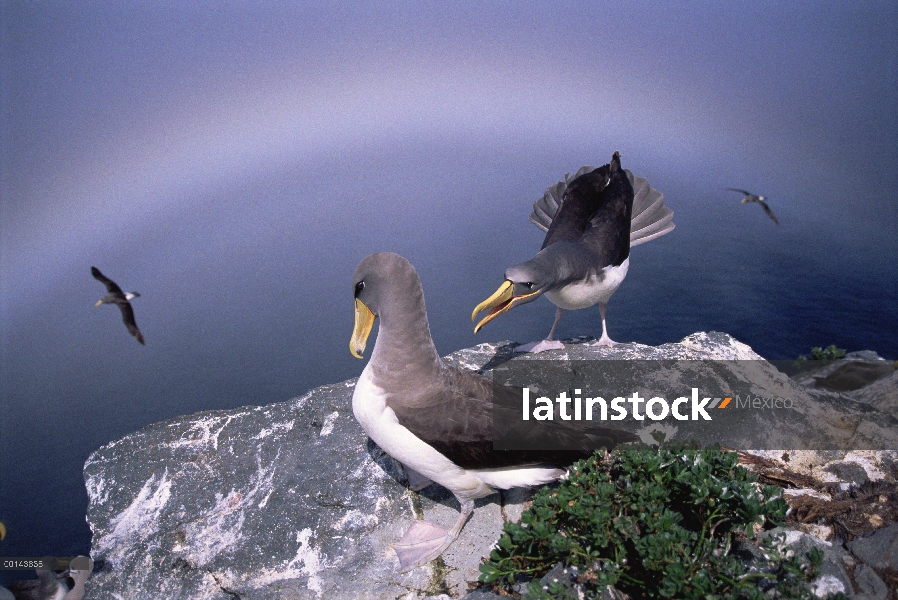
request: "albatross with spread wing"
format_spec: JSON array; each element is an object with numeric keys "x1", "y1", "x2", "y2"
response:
[{"x1": 91, "y1": 266, "x2": 144, "y2": 345}]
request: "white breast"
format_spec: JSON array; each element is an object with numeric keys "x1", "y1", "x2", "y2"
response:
[
  {"x1": 351, "y1": 366, "x2": 565, "y2": 501},
  {"x1": 544, "y1": 257, "x2": 629, "y2": 310}
]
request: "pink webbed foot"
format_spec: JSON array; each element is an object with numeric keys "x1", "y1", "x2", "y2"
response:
[
  {"x1": 590, "y1": 334, "x2": 618, "y2": 348},
  {"x1": 590, "y1": 303, "x2": 620, "y2": 347},
  {"x1": 515, "y1": 340, "x2": 564, "y2": 353},
  {"x1": 516, "y1": 307, "x2": 565, "y2": 353},
  {"x1": 393, "y1": 520, "x2": 452, "y2": 572}
]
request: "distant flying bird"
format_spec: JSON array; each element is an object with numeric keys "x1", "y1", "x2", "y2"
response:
[
  {"x1": 91, "y1": 266, "x2": 145, "y2": 345},
  {"x1": 472, "y1": 152, "x2": 674, "y2": 352},
  {"x1": 727, "y1": 188, "x2": 779, "y2": 224}
]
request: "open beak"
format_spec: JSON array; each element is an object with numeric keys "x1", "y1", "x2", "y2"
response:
[
  {"x1": 350, "y1": 298, "x2": 377, "y2": 359},
  {"x1": 471, "y1": 280, "x2": 541, "y2": 333}
]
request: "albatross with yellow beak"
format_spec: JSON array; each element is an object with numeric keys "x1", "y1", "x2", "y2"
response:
[
  {"x1": 349, "y1": 252, "x2": 637, "y2": 571},
  {"x1": 472, "y1": 152, "x2": 674, "y2": 352}
]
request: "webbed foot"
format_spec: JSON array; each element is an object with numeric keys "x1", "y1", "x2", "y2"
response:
[
  {"x1": 515, "y1": 340, "x2": 564, "y2": 353},
  {"x1": 393, "y1": 520, "x2": 451, "y2": 572}
]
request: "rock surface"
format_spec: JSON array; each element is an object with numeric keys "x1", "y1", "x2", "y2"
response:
[
  {"x1": 791, "y1": 351, "x2": 897, "y2": 419},
  {"x1": 847, "y1": 370, "x2": 898, "y2": 419},
  {"x1": 847, "y1": 523, "x2": 898, "y2": 571},
  {"x1": 81, "y1": 333, "x2": 898, "y2": 599}
]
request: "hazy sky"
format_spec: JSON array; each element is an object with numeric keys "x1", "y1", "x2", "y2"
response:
[
  {"x1": 3, "y1": 2, "x2": 895, "y2": 315},
  {"x1": 1, "y1": 0, "x2": 896, "y2": 567}
]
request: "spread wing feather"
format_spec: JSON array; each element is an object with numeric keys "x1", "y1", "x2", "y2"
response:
[
  {"x1": 91, "y1": 266, "x2": 124, "y2": 296},
  {"x1": 117, "y1": 301, "x2": 145, "y2": 345},
  {"x1": 528, "y1": 168, "x2": 675, "y2": 245}
]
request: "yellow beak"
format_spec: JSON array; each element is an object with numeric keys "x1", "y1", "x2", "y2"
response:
[
  {"x1": 472, "y1": 280, "x2": 541, "y2": 333},
  {"x1": 95, "y1": 300, "x2": 103, "y2": 307},
  {"x1": 350, "y1": 298, "x2": 376, "y2": 359}
]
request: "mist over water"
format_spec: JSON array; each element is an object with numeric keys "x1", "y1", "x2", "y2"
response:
[{"x1": 1, "y1": 2, "x2": 896, "y2": 584}]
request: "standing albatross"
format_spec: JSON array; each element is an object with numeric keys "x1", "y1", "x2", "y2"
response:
[
  {"x1": 91, "y1": 266, "x2": 144, "y2": 345},
  {"x1": 472, "y1": 152, "x2": 674, "y2": 352},
  {"x1": 350, "y1": 252, "x2": 637, "y2": 571}
]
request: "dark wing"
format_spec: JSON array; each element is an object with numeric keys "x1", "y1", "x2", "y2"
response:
[
  {"x1": 389, "y1": 366, "x2": 635, "y2": 470},
  {"x1": 528, "y1": 166, "x2": 596, "y2": 233},
  {"x1": 91, "y1": 266, "x2": 124, "y2": 296},
  {"x1": 116, "y1": 299, "x2": 145, "y2": 344},
  {"x1": 533, "y1": 169, "x2": 673, "y2": 247},
  {"x1": 541, "y1": 167, "x2": 612, "y2": 249},
  {"x1": 758, "y1": 200, "x2": 779, "y2": 224},
  {"x1": 726, "y1": 188, "x2": 752, "y2": 197}
]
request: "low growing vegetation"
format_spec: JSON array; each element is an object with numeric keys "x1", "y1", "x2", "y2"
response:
[
  {"x1": 798, "y1": 344, "x2": 847, "y2": 361},
  {"x1": 480, "y1": 444, "x2": 848, "y2": 599}
]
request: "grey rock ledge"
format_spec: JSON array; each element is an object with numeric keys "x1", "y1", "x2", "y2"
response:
[{"x1": 81, "y1": 332, "x2": 898, "y2": 599}]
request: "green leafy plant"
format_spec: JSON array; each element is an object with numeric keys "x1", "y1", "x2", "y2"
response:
[
  {"x1": 480, "y1": 445, "x2": 848, "y2": 599},
  {"x1": 798, "y1": 344, "x2": 846, "y2": 361}
]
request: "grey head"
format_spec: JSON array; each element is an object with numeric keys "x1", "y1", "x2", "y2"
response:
[
  {"x1": 351, "y1": 253, "x2": 422, "y2": 315},
  {"x1": 349, "y1": 252, "x2": 437, "y2": 367},
  {"x1": 471, "y1": 242, "x2": 597, "y2": 332}
]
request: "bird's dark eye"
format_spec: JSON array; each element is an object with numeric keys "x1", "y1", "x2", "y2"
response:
[
  {"x1": 525, "y1": 282, "x2": 533, "y2": 289},
  {"x1": 355, "y1": 281, "x2": 365, "y2": 296}
]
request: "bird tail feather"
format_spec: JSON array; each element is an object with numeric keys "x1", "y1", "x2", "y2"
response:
[{"x1": 528, "y1": 168, "x2": 675, "y2": 245}]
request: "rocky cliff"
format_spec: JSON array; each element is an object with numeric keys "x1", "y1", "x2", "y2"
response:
[{"x1": 80, "y1": 333, "x2": 897, "y2": 599}]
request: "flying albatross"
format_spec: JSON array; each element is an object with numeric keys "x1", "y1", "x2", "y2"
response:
[
  {"x1": 91, "y1": 266, "x2": 144, "y2": 345},
  {"x1": 472, "y1": 152, "x2": 674, "y2": 353},
  {"x1": 727, "y1": 188, "x2": 778, "y2": 224},
  {"x1": 350, "y1": 252, "x2": 638, "y2": 571}
]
